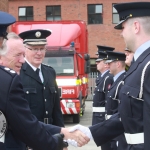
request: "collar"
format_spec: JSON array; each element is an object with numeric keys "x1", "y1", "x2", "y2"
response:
[
  {"x1": 134, "y1": 40, "x2": 150, "y2": 61},
  {"x1": 101, "y1": 70, "x2": 109, "y2": 77},
  {"x1": 24, "y1": 58, "x2": 41, "y2": 71},
  {"x1": 113, "y1": 70, "x2": 125, "y2": 82}
]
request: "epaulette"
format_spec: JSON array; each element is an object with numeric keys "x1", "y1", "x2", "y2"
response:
[
  {"x1": 42, "y1": 63, "x2": 54, "y2": 69},
  {"x1": 0, "y1": 66, "x2": 16, "y2": 76}
]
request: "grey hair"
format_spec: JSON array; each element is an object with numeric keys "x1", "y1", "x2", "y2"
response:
[{"x1": 0, "y1": 32, "x2": 21, "y2": 56}]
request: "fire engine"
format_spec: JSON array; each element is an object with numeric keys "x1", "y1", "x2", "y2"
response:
[{"x1": 11, "y1": 20, "x2": 90, "y2": 123}]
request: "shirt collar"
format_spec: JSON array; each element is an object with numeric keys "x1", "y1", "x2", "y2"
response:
[
  {"x1": 134, "y1": 40, "x2": 150, "y2": 61},
  {"x1": 25, "y1": 58, "x2": 41, "y2": 71},
  {"x1": 113, "y1": 70, "x2": 125, "y2": 82},
  {"x1": 101, "y1": 70, "x2": 109, "y2": 77}
]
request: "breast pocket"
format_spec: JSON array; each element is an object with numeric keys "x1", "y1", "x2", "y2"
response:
[
  {"x1": 23, "y1": 88, "x2": 37, "y2": 108},
  {"x1": 120, "y1": 85, "x2": 143, "y2": 118}
]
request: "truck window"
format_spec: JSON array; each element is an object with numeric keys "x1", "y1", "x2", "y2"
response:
[{"x1": 43, "y1": 56, "x2": 74, "y2": 76}]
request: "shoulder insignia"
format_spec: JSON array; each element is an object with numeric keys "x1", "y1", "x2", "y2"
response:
[
  {"x1": 4, "y1": 67, "x2": 16, "y2": 74},
  {"x1": 42, "y1": 63, "x2": 53, "y2": 69}
]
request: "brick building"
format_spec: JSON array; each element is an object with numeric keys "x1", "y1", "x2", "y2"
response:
[{"x1": 7, "y1": 0, "x2": 150, "y2": 71}]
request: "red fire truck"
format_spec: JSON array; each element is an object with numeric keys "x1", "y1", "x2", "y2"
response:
[{"x1": 11, "y1": 21, "x2": 90, "y2": 123}]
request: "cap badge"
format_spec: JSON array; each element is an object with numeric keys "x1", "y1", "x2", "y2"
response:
[
  {"x1": 130, "y1": 14, "x2": 132, "y2": 17},
  {"x1": 35, "y1": 31, "x2": 41, "y2": 38}
]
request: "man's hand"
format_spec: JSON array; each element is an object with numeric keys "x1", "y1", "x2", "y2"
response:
[
  {"x1": 53, "y1": 134, "x2": 68, "y2": 150},
  {"x1": 61, "y1": 127, "x2": 90, "y2": 147},
  {"x1": 69, "y1": 124, "x2": 93, "y2": 140}
]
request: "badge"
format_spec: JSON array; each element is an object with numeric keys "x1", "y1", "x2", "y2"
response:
[
  {"x1": 107, "y1": 84, "x2": 111, "y2": 90},
  {"x1": 0, "y1": 111, "x2": 7, "y2": 138},
  {"x1": 35, "y1": 31, "x2": 41, "y2": 38}
]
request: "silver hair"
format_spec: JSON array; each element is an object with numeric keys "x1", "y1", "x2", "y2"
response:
[{"x1": 0, "y1": 32, "x2": 21, "y2": 56}]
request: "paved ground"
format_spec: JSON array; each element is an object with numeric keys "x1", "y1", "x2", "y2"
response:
[{"x1": 64, "y1": 100, "x2": 101, "y2": 150}]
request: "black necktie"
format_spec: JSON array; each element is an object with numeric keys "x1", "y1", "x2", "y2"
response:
[{"x1": 35, "y1": 68, "x2": 41, "y2": 82}]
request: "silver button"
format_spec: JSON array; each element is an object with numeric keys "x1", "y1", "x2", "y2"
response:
[
  {"x1": 109, "y1": 96, "x2": 111, "y2": 98},
  {"x1": 127, "y1": 92, "x2": 129, "y2": 95},
  {"x1": 55, "y1": 91, "x2": 57, "y2": 93},
  {"x1": 93, "y1": 94, "x2": 95, "y2": 95},
  {"x1": 105, "y1": 101, "x2": 107, "y2": 103},
  {"x1": 26, "y1": 91, "x2": 29, "y2": 94},
  {"x1": 98, "y1": 89, "x2": 99, "y2": 91},
  {"x1": 46, "y1": 111, "x2": 48, "y2": 114},
  {"x1": 108, "y1": 91, "x2": 109, "y2": 92},
  {"x1": 100, "y1": 114, "x2": 102, "y2": 116},
  {"x1": 45, "y1": 99, "x2": 47, "y2": 102},
  {"x1": 95, "y1": 86, "x2": 97, "y2": 88},
  {"x1": 44, "y1": 87, "x2": 45, "y2": 90}
]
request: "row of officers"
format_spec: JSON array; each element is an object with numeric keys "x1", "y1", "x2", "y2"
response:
[{"x1": 92, "y1": 45, "x2": 134, "y2": 150}]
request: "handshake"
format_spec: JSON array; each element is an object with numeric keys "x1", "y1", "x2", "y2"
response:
[{"x1": 60, "y1": 124, "x2": 93, "y2": 149}]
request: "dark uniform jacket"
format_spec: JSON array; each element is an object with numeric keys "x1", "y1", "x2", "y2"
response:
[
  {"x1": 92, "y1": 70, "x2": 113, "y2": 125},
  {"x1": 5, "y1": 62, "x2": 64, "y2": 150},
  {"x1": 105, "y1": 72, "x2": 127, "y2": 150},
  {"x1": 20, "y1": 62, "x2": 64, "y2": 127},
  {"x1": 0, "y1": 66, "x2": 61, "y2": 150},
  {"x1": 89, "y1": 48, "x2": 150, "y2": 150},
  {"x1": 105, "y1": 72, "x2": 126, "y2": 117}
]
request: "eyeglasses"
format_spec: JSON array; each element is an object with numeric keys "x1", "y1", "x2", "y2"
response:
[{"x1": 25, "y1": 46, "x2": 46, "y2": 53}]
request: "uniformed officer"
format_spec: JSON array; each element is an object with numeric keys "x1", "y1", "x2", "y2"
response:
[
  {"x1": 105, "y1": 51, "x2": 127, "y2": 150},
  {"x1": 89, "y1": 2, "x2": 150, "y2": 150},
  {"x1": 19, "y1": 29, "x2": 64, "y2": 149},
  {"x1": 95, "y1": 45, "x2": 115, "y2": 84},
  {"x1": 0, "y1": 11, "x2": 90, "y2": 150},
  {"x1": 92, "y1": 48, "x2": 114, "y2": 150},
  {"x1": 0, "y1": 11, "x2": 67, "y2": 150},
  {"x1": 70, "y1": 2, "x2": 150, "y2": 150}
]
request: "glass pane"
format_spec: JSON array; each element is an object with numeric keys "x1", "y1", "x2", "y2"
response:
[
  {"x1": 113, "y1": 14, "x2": 119, "y2": 24},
  {"x1": 18, "y1": 16, "x2": 26, "y2": 21},
  {"x1": 46, "y1": 6, "x2": 53, "y2": 15},
  {"x1": 43, "y1": 56, "x2": 74, "y2": 75},
  {"x1": 27, "y1": 16, "x2": 33, "y2": 21},
  {"x1": 54, "y1": 6, "x2": 61, "y2": 15},
  {"x1": 47, "y1": 16, "x2": 53, "y2": 21},
  {"x1": 113, "y1": 7, "x2": 117, "y2": 13},
  {"x1": 88, "y1": 5, "x2": 95, "y2": 14},
  {"x1": 54, "y1": 16, "x2": 61, "y2": 20},
  {"x1": 95, "y1": 5, "x2": 102, "y2": 13},
  {"x1": 26, "y1": 7, "x2": 33, "y2": 16},
  {"x1": 88, "y1": 14, "x2": 102, "y2": 24},
  {"x1": 19, "y1": 8, "x2": 26, "y2": 16}
]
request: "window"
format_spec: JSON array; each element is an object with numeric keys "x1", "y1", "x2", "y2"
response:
[
  {"x1": 88, "y1": 4, "x2": 103, "y2": 24},
  {"x1": 112, "y1": 4, "x2": 119, "y2": 24},
  {"x1": 18, "y1": 7, "x2": 33, "y2": 21},
  {"x1": 46, "y1": 6, "x2": 61, "y2": 21}
]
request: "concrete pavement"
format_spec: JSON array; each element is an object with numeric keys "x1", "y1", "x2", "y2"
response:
[{"x1": 64, "y1": 100, "x2": 101, "y2": 150}]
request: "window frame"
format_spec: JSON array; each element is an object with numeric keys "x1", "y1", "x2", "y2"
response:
[
  {"x1": 18, "y1": 6, "x2": 33, "y2": 21},
  {"x1": 87, "y1": 4, "x2": 103, "y2": 25},
  {"x1": 46, "y1": 5, "x2": 61, "y2": 21},
  {"x1": 112, "y1": 3, "x2": 119, "y2": 24}
]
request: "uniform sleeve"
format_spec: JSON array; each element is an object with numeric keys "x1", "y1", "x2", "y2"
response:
[
  {"x1": 51, "y1": 69, "x2": 64, "y2": 127},
  {"x1": 89, "y1": 113, "x2": 124, "y2": 146},
  {"x1": 143, "y1": 66, "x2": 150, "y2": 149},
  {"x1": 6, "y1": 75, "x2": 61, "y2": 150}
]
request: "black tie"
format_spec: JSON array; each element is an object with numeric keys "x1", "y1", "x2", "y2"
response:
[{"x1": 35, "y1": 68, "x2": 41, "y2": 82}]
